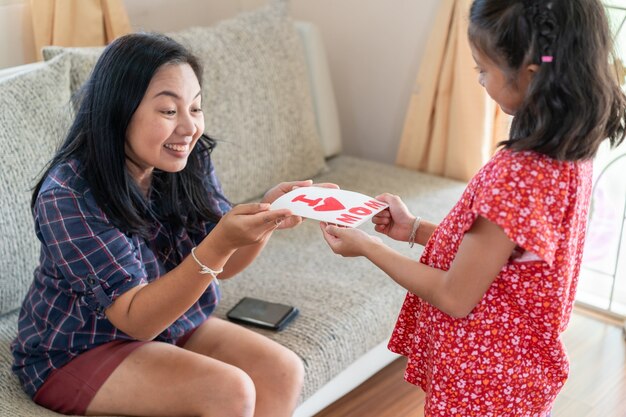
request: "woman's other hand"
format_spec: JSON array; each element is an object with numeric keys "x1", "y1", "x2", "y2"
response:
[
  {"x1": 213, "y1": 203, "x2": 292, "y2": 251},
  {"x1": 261, "y1": 180, "x2": 340, "y2": 230},
  {"x1": 319, "y1": 222, "x2": 382, "y2": 257},
  {"x1": 372, "y1": 193, "x2": 416, "y2": 242}
]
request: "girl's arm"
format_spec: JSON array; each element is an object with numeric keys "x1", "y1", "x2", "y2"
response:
[
  {"x1": 104, "y1": 203, "x2": 290, "y2": 341},
  {"x1": 321, "y1": 215, "x2": 516, "y2": 318},
  {"x1": 411, "y1": 220, "x2": 438, "y2": 247}
]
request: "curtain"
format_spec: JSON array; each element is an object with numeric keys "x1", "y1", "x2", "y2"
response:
[
  {"x1": 30, "y1": 0, "x2": 132, "y2": 60},
  {"x1": 396, "y1": 0, "x2": 512, "y2": 182}
]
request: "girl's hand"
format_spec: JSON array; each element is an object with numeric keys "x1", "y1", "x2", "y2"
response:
[
  {"x1": 372, "y1": 193, "x2": 416, "y2": 242},
  {"x1": 213, "y1": 203, "x2": 292, "y2": 251},
  {"x1": 261, "y1": 180, "x2": 340, "y2": 230},
  {"x1": 320, "y1": 222, "x2": 382, "y2": 257}
]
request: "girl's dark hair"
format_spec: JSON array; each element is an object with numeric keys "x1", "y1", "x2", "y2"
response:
[
  {"x1": 469, "y1": 0, "x2": 626, "y2": 160},
  {"x1": 32, "y1": 33, "x2": 223, "y2": 238}
]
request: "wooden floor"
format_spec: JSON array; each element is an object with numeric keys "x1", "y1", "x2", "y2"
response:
[{"x1": 314, "y1": 309, "x2": 626, "y2": 417}]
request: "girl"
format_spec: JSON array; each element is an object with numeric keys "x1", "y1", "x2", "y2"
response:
[
  {"x1": 11, "y1": 32, "x2": 326, "y2": 417},
  {"x1": 321, "y1": 0, "x2": 626, "y2": 415}
]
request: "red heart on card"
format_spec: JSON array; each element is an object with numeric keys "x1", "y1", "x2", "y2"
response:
[{"x1": 313, "y1": 197, "x2": 346, "y2": 212}]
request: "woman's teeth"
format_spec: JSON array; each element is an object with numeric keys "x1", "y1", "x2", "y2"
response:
[{"x1": 164, "y1": 143, "x2": 187, "y2": 152}]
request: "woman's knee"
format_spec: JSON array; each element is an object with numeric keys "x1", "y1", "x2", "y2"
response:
[
  {"x1": 199, "y1": 366, "x2": 256, "y2": 417},
  {"x1": 273, "y1": 348, "x2": 305, "y2": 395},
  {"x1": 289, "y1": 350, "x2": 305, "y2": 388}
]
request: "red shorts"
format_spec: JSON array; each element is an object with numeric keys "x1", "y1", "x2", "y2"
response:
[{"x1": 33, "y1": 330, "x2": 197, "y2": 415}]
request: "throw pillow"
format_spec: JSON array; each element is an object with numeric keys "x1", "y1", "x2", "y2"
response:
[
  {"x1": 0, "y1": 53, "x2": 73, "y2": 315},
  {"x1": 42, "y1": 46, "x2": 102, "y2": 100},
  {"x1": 170, "y1": 4, "x2": 327, "y2": 203}
]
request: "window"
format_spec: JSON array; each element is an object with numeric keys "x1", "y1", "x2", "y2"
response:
[{"x1": 576, "y1": 1, "x2": 626, "y2": 317}]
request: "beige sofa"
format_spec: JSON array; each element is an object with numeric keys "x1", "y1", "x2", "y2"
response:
[{"x1": 0, "y1": 1, "x2": 465, "y2": 416}]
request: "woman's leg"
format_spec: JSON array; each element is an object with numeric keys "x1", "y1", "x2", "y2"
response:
[
  {"x1": 85, "y1": 340, "x2": 256, "y2": 417},
  {"x1": 181, "y1": 317, "x2": 305, "y2": 417}
]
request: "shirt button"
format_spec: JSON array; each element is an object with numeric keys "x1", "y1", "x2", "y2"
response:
[{"x1": 87, "y1": 275, "x2": 96, "y2": 285}]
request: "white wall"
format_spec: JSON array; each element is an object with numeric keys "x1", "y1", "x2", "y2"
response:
[
  {"x1": 0, "y1": 0, "x2": 439, "y2": 164},
  {"x1": 290, "y1": 0, "x2": 439, "y2": 163}
]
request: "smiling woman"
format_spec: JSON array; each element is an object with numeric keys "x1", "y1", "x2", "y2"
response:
[
  {"x1": 124, "y1": 63, "x2": 205, "y2": 195},
  {"x1": 8, "y1": 32, "x2": 334, "y2": 417}
]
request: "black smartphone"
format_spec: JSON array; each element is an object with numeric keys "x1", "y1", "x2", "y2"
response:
[{"x1": 226, "y1": 297, "x2": 299, "y2": 331}]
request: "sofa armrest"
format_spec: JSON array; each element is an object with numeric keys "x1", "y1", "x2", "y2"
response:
[{"x1": 0, "y1": 61, "x2": 47, "y2": 81}]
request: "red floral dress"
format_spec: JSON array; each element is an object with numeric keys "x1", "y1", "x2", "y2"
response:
[{"x1": 388, "y1": 149, "x2": 593, "y2": 417}]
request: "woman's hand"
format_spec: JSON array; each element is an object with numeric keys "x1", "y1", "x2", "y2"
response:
[
  {"x1": 320, "y1": 222, "x2": 382, "y2": 257},
  {"x1": 372, "y1": 193, "x2": 416, "y2": 242},
  {"x1": 213, "y1": 203, "x2": 292, "y2": 252},
  {"x1": 261, "y1": 180, "x2": 340, "y2": 230}
]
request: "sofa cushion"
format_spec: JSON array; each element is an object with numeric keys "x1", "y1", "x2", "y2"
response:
[
  {"x1": 43, "y1": 4, "x2": 327, "y2": 204},
  {"x1": 0, "y1": 54, "x2": 73, "y2": 316},
  {"x1": 42, "y1": 46, "x2": 102, "y2": 98}
]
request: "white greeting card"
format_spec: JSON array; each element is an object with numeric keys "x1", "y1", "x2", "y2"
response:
[{"x1": 270, "y1": 187, "x2": 388, "y2": 228}]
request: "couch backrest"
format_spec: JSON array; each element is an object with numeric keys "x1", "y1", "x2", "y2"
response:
[
  {"x1": 0, "y1": 3, "x2": 341, "y2": 316},
  {"x1": 36, "y1": 20, "x2": 342, "y2": 160}
]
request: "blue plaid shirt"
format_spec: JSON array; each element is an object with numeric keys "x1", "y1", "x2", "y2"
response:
[{"x1": 11, "y1": 154, "x2": 231, "y2": 398}]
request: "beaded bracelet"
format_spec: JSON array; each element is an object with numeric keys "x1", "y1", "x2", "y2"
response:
[
  {"x1": 190, "y1": 247, "x2": 223, "y2": 281},
  {"x1": 408, "y1": 216, "x2": 422, "y2": 248}
]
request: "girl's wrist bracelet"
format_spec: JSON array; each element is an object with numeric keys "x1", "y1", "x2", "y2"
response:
[
  {"x1": 190, "y1": 247, "x2": 223, "y2": 282},
  {"x1": 408, "y1": 216, "x2": 422, "y2": 248}
]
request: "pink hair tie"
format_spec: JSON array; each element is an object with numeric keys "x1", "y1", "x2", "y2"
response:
[{"x1": 541, "y1": 55, "x2": 554, "y2": 63}]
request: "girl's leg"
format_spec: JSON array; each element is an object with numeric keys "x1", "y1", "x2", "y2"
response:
[
  {"x1": 85, "y1": 340, "x2": 256, "y2": 417},
  {"x1": 181, "y1": 317, "x2": 305, "y2": 417}
]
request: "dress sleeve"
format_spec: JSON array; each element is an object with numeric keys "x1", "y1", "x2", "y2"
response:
[
  {"x1": 470, "y1": 151, "x2": 571, "y2": 266},
  {"x1": 35, "y1": 187, "x2": 149, "y2": 314}
]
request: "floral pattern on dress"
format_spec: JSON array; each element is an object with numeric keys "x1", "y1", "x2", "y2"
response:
[{"x1": 388, "y1": 149, "x2": 593, "y2": 417}]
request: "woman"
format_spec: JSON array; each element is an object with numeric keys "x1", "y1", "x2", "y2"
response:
[{"x1": 12, "y1": 32, "x2": 322, "y2": 417}]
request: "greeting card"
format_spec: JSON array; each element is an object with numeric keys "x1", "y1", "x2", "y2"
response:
[{"x1": 270, "y1": 187, "x2": 388, "y2": 228}]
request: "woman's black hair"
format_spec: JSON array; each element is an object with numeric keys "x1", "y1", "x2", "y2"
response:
[
  {"x1": 469, "y1": 0, "x2": 626, "y2": 160},
  {"x1": 32, "y1": 33, "x2": 223, "y2": 238}
]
